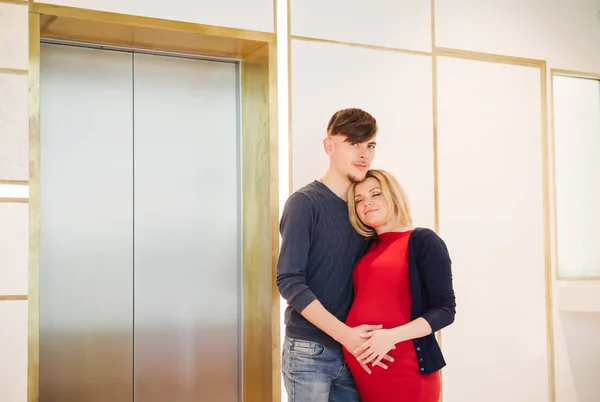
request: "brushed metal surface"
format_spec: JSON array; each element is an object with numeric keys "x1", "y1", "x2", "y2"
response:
[
  {"x1": 39, "y1": 43, "x2": 134, "y2": 402},
  {"x1": 133, "y1": 52, "x2": 241, "y2": 402}
]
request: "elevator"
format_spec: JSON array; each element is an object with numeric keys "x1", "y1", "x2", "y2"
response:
[{"x1": 38, "y1": 42, "x2": 242, "y2": 402}]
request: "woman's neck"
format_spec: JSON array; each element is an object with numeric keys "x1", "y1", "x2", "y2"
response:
[{"x1": 375, "y1": 224, "x2": 413, "y2": 236}]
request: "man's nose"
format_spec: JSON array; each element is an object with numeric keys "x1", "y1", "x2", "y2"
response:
[{"x1": 357, "y1": 145, "x2": 368, "y2": 158}]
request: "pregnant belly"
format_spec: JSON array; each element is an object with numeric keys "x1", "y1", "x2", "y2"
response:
[{"x1": 345, "y1": 298, "x2": 411, "y2": 329}]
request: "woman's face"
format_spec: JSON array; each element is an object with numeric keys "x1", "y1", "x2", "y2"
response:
[{"x1": 353, "y1": 177, "x2": 389, "y2": 229}]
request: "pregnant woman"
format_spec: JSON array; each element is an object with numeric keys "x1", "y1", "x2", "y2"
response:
[{"x1": 343, "y1": 169, "x2": 456, "y2": 402}]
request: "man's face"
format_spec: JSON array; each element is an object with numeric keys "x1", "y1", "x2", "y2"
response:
[{"x1": 325, "y1": 134, "x2": 377, "y2": 182}]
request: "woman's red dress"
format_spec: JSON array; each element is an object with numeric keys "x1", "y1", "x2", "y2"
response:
[{"x1": 344, "y1": 230, "x2": 441, "y2": 402}]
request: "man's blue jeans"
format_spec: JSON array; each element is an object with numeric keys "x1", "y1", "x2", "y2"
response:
[{"x1": 281, "y1": 336, "x2": 360, "y2": 402}]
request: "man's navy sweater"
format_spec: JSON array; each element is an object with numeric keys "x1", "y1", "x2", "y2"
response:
[{"x1": 275, "y1": 180, "x2": 370, "y2": 348}]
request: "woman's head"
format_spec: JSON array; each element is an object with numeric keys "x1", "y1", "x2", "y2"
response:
[{"x1": 348, "y1": 169, "x2": 413, "y2": 238}]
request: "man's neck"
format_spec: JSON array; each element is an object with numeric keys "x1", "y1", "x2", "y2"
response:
[{"x1": 320, "y1": 170, "x2": 351, "y2": 201}]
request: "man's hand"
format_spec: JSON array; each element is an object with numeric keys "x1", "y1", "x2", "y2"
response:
[
  {"x1": 339, "y1": 324, "x2": 395, "y2": 373},
  {"x1": 354, "y1": 328, "x2": 399, "y2": 368}
]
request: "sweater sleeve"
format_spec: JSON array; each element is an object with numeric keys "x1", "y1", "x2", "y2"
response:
[
  {"x1": 417, "y1": 229, "x2": 457, "y2": 332},
  {"x1": 275, "y1": 192, "x2": 317, "y2": 313}
]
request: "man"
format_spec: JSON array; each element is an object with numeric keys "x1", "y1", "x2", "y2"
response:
[{"x1": 276, "y1": 108, "x2": 393, "y2": 402}]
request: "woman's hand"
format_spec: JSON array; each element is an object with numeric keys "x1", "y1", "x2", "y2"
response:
[
  {"x1": 353, "y1": 328, "x2": 400, "y2": 367},
  {"x1": 340, "y1": 324, "x2": 395, "y2": 373}
]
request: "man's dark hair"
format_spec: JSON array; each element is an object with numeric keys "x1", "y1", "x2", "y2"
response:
[{"x1": 326, "y1": 108, "x2": 378, "y2": 143}]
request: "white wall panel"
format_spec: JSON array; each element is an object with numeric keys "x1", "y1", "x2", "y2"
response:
[
  {"x1": 33, "y1": 0, "x2": 274, "y2": 33},
  {"x1": 435, "y1": 0, "x2": 600, "y2": 73},
  {"x1": 0, "y1": 3, "x2": 28, "y2": 70},
  {"x1": 0, "y1": 73, "x2": 29, "y2": 181},
  {"x1": 0, "y1": 301, "x2": 28, "y2": 402},
  {"x1": 0, "y1": 203, "x2": 28, "y2": 296},
  {"x1": 291, "y1": 39, "x2": 435, "y2": 228},
  {"x1": 552, "y1": 75, "x2": 600, "y2": 278},
  {"x1": 436, "y1": 57, "x2": 548, "y2": 402},
  {"x1": 291, "y1": 0, "x2": 431, "y2": 51},
  {"x1": 553, "y1": 306, "x2": 600, "y2": 402}
]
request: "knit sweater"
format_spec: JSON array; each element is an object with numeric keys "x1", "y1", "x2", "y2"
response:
[{"x1": 275, "y1": 180, "x2": 370, "y2": 348}]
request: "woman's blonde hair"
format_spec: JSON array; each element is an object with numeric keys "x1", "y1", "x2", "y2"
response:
[{"x1": 347, "y1": 169, "x2": 413, "y2": 238}]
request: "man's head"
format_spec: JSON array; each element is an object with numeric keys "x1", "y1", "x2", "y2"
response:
[{"x1": 323, "y1": 108, "x2": 378, "y2": 183}]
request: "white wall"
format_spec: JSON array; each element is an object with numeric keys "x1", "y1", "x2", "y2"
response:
[
  {"x1": 0, "y1": 2, "x2": 29, "y2": 182},
  {"x1": 287, "y1": 1, "x2": 600, "y2": 402},
  {"x1": 290, "y1": 0, "x2": 431, "y2": 52},
  {"x1": 0, "y1": 2, "x2": 31, "y2": 401},
  {"x1": 435, "y1": 0, "x2": 600, "y2": 73},
  {"x1": 436, "y1": 57, "x2": 546, "y2": 402},
  {"x1": 32, "y1": 0, "x2": 274, "y2": 32},
  {"x1": 551, "y1": 74, "x2": 600, "y2": 402},
  {"x1": 552, "y1": 75, "x2": 600, "y2": 279}
]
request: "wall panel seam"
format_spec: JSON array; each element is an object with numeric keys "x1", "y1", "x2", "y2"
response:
[
  {"x1": 0, "y1": 198, "x2": 29, "y2": 203},
  {"x1": 0, "y1": 67, "x2": 29, "y2": 75},
  {"x1": 0, "y1": 295, "x2": 28, "y2": 301},
  {"x1": 291, "y1": 35, "x2": 432, "y2": 57},
  {"x1": 0, "y1": 180, "x2": 29, "y2": 185},
  {"x1": 0, "y1": 0, "x2": 28, "y2": 5}
]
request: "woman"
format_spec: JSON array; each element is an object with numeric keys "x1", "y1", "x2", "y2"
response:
[{"x1": 343, "y1": 169, "x2": 456, "y2": 402}]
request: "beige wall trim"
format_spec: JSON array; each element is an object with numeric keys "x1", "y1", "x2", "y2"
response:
[
  {"x1": 430, "y1": 0, "x2": 436, "y2": 50},
  {"x1": 287, "y1": 0, "x2": 293, "y2": 194},
  {"x1": 0, "y1": 179, "x2": 29, "y2": 185},
  {"x1": 557, "y1": 276, "x2": 600, "y2": 281},
  {"x1": 540, "y1": 63, "x2": 557, "y2": 402},
  {"x1": 0, "y1": 0, "x2": 28, "y2": 5},
  {"x1": 0, "y1": 197, "x2": 28, "y2": 203},
  {"x1": 291, "y1": 35, "x2": 433, "y2": 57},
  {"x1": 267, "y1": 40, "x2": 282, "y2": 402},
  {"x1": 28, "y1": 7, "x2": 279, "y2": 402},
  {"x1": 548, "y1": 69, "x2": 600, "y2": 282},
  {"x1": 240, "y1": 42, "x2": 281, "y2": 402},
  {"x1": 28, "y1": 11, "x2": 41, "y2": 402},
  {"x1": 31, "y1": 3, "x2": 274, "y2": 42},
  {"x1": 272, "y1": 0, "x2": 277, "y2": 37},
  {"x1": 551, "y1": 69, "x2": 600, "y2": 80},
  {"x1": 430, "y1": 2, "x2": 442, "y2": 399},
  {"x1": 0, "y1": 295, "x2": 28, "y2": 301},
  {"x1": 0, "y1": 67, "x2": 28, "y2": 75},
  {"x1": 435, "y1": 46, "x2": 545, "y2": 67}
]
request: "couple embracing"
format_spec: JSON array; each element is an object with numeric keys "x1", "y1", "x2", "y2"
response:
[{"x1": 276, "y1": 108, "x2": 457, "y2": 402}]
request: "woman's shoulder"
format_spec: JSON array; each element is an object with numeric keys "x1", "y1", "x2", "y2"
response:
[
  {"x1": 410, "y1": 227, "x2": 450, "y2": 255},
  {"x1": 410, "y1": 227, "x2": 439, "y2": 241}
]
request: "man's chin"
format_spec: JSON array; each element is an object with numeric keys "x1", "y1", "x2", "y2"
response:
[{"x1": 347, "y1": 172, "x2": 366, "y2": 183}]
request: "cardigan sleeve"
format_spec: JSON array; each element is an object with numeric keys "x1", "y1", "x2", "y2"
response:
[{"x1": 417, "y1": 229, "x2": 456, "y2": 332}]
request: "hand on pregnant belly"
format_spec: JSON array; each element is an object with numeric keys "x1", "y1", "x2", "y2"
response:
[
  {"x1": 354, "y1": 328, "x2": 399, "y2": 367},
  {"x1": 341, "y1": 324, "x2": 396, "y2": 372}
]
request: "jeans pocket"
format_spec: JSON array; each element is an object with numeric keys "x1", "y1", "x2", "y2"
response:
[{"x1": 288, "y1": 338, "x2": 326, "y2": 358}]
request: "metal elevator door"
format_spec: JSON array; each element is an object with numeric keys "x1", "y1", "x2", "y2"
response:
[{"x1": 39, "y1": 42, "x2": 242, "y2": 402}]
